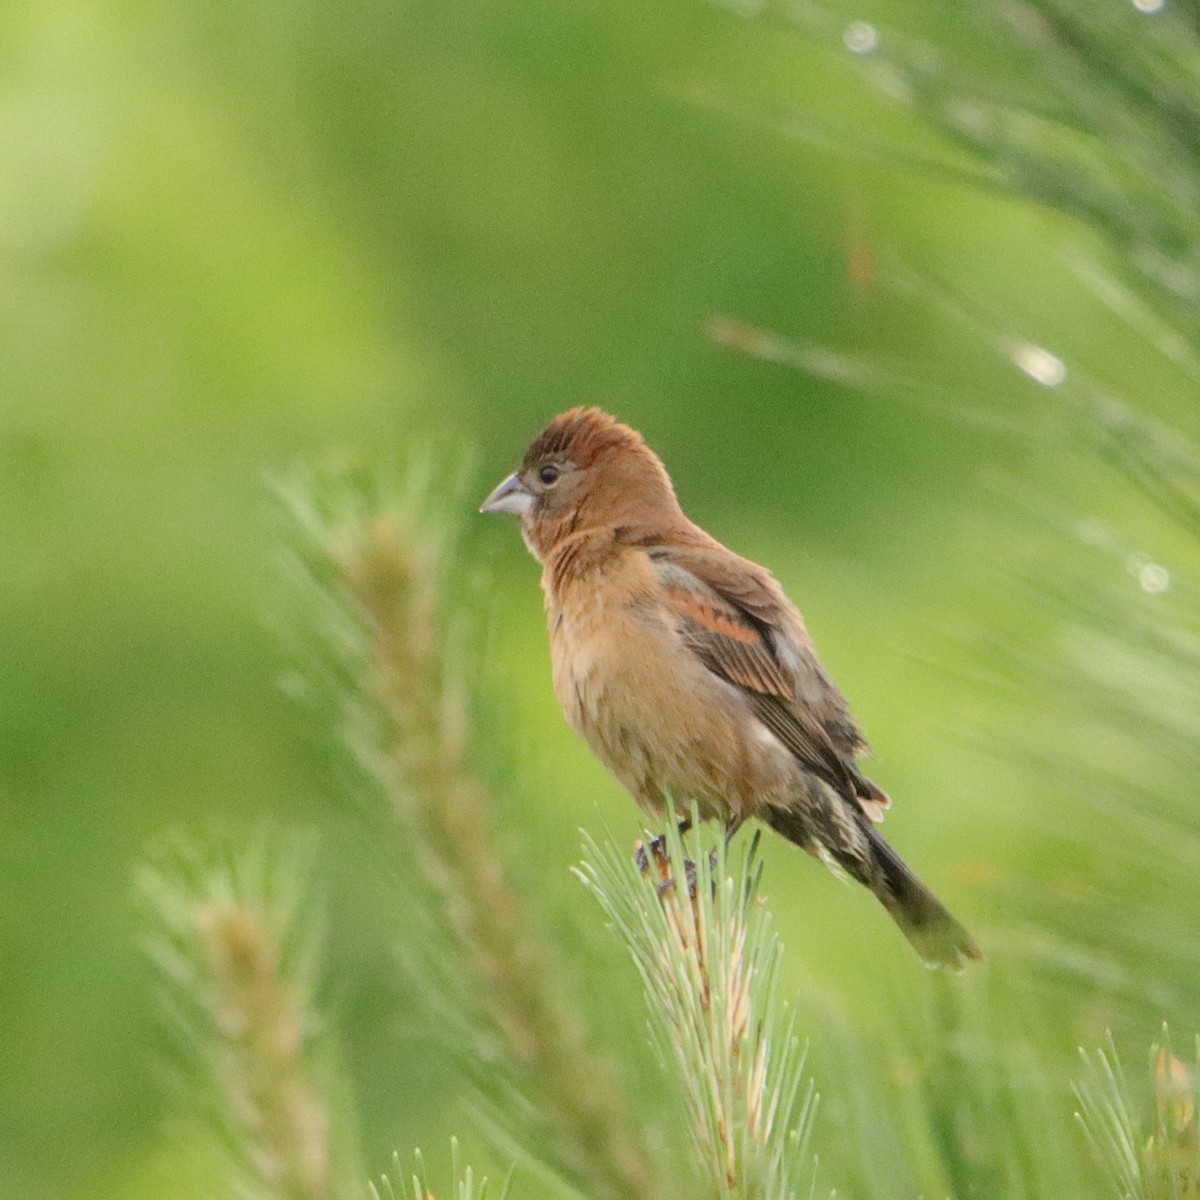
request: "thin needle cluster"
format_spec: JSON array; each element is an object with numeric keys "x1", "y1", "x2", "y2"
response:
[
  {"x1": 140, "y1": 843, "x2": 345, "y2": 1200},
  {"x1": 372, "y1": 1141, "x2": 513, "y2": 1200},
  {"x1": 1076, "y1": 1028, "x2": 1200, "y2": 1200},
  {"x1": 578, "y1": 811, "x2": 819, "y2": 1200},
  {"x1": 277, "y1": 469, "x2": 655, "y2": 1200}
]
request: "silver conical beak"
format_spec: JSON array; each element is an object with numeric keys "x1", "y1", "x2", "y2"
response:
[{"x1": 479, "y1": 472, "x2": 534, "y2": 516}]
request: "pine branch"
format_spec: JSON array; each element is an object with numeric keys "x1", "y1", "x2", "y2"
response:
[
  {"x1": 1076, "y1": 1028, "x2": 1200, "y2": 1200},
  {"x1": 140, "y1": 842, "x2": 353, "y2": 1200},
  {"x1": 277, "y1": 470, "x2": 658, "y2": 1200},
  {"x1": 578, "y1": 809, "x2": 820, "y2": 1200},
  {"x1": 779, "y1": 0, "x2": 1200, "y2": 328}
]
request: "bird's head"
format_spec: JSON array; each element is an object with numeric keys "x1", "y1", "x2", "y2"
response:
[{"x1": 479, "y1": 407, "x2": 681, "y2": 561}]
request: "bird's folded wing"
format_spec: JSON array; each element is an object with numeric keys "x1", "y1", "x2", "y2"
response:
[{"x1": 648, "y1": 544, "x2": 887, "y2": 814}]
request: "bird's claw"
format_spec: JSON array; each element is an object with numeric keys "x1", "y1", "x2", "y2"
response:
[
  {"x1": 634, "y1": 836, "x2": 719, "y2": 900},
  {"x1": 634, "y1": 833, "x2": 669, "y2": 877},
  {"x1": 635, "y1": 834, "x2": 675, "y2": 895}
]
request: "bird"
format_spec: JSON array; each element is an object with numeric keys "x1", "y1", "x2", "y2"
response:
[{"x1": 480, "y1": 407, "x2": 981, "y2": 969}]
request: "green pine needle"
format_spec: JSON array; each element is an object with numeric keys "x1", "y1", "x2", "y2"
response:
[
  {"x1": 371, "y1": 1140, "x2": 515, "y2": 1200},
  {"x1": 577, "y1": 805, "x2": 819, "y2": 1200},
  {"x1": 1076, "y1": 1027, "x2": 1200, "y2": 1200},
  {"x1": 140, "y1": 839, "x2": 352, "y2": 1200}
]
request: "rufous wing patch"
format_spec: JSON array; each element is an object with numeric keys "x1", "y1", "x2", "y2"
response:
[
  {"x1": 664, "y1": 585, "x2": 796, "y2": 697},
  {"x1": 670, "y1": 590, "x2": 760, "y2": 644}
]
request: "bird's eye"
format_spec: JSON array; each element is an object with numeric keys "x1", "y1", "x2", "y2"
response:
[{"x1": 537, "y1": 464, "x2": 561, "y2": 486}]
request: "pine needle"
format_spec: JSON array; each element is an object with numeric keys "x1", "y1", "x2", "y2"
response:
[{"x1": 577, "y1": 806, "x2": 820, "y2": 1200}]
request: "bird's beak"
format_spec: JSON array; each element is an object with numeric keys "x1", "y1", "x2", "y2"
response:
[{"x1": 479, "y1": 472, "x2": 534, "y2": 516}]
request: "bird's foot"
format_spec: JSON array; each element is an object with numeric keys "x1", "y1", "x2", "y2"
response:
[
  {"x1": 634, "y1": 835, "x2": 718, "y2": 900},
  {"x1": 634, "y1": 834, "x2": 672, "y2": 891}
]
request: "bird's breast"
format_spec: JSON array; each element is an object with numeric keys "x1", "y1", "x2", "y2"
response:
[
  {"x1": 547, "y1": 577, "x2": 663, "y2": 737},
  {"x1": 544, "y1": 561, "x2": 795, "y2": 819}
]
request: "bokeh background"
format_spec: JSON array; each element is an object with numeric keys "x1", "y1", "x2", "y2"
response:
[{"x1": 4, "y1": 0, "x2": 1199, "y2": 1197}]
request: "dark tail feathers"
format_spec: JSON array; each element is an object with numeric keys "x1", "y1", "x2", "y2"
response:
[
  {"x1": 860, "y1": 822, "x2": 982, "y2": 970},
  {"x1": 768, "y1": 806, "x2": 982, "y2": 970}
]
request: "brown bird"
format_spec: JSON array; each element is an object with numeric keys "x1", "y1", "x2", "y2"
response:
[{"x1": 481, "y1": 407, "x2": 980, "y2": 969}]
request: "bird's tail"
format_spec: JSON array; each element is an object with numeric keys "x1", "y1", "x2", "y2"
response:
[
  {"x1": 858, "y1": 821, "x2": 982, "y2": 969},
  {"x1": 767, "y1": 805, "x2": 982, "y2": 970}
]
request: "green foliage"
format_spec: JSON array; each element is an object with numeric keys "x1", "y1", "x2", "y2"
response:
[
  {"x1": 578, "y1": 814, "x2": 818, "y2": 1200},
  {"x1": 689, "y1": 0, "x2": 1200, "y2": 1006},
  {"x1": 143, "y1": 450, "x2": 1200, "y2": 1200},
  {"x1": 140, "y1": 840, "x2": 357, "y2": 1200},
  {"x1": 1077, "y1": 1029, "x2": 1200, "y2": 1200},
  {"x1": 10, "y1": 0, "x2": 1200, "y2": 1197},
  {"x1": 278, "y1": 465, "x2": 668, "y2": 1200},
  {"x1": 372, "y1": 1143, "x2": 513, "y2": 1200}
]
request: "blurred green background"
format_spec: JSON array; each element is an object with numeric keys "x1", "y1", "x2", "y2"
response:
[{"x1": 3, "y1": 0, "x2": 1197, "y2": 1197}]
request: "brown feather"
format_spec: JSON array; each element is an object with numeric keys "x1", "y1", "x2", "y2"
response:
[
  {"x1": 646, "y1": 542, "x2": 886, "y2": 812},
  {"x1": 523, "y1": 407, "x2": 649, "y2": 472}
]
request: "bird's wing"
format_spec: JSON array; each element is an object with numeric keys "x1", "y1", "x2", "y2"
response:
[{"x1": 647, "y1": 542, "x2": 888, "y2": 815}]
